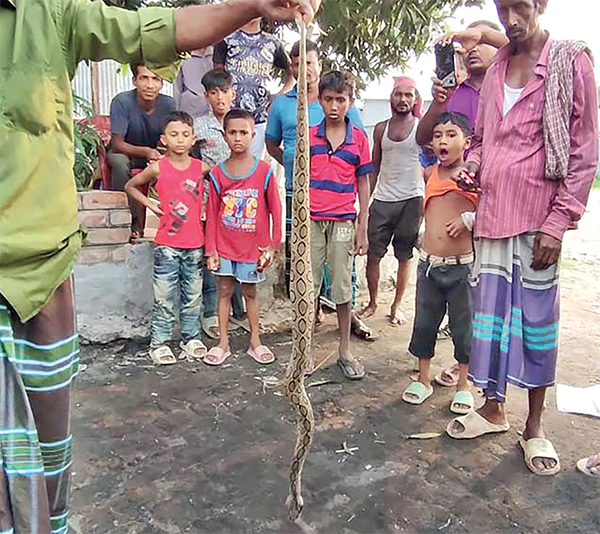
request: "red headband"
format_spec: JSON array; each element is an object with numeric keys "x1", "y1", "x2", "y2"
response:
[{"x1": 392, "y1": 76, "x2": 423, "y2": 119}]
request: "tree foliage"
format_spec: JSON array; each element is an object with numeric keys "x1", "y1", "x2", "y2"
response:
[
  {"x1": 102, "y1": 0, "x2": 485, "y2": 84},
  {"x1": 317, "y1": 0, "x2": 484, "y2": 83}
]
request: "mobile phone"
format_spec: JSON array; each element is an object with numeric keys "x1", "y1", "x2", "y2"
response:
[{"x1": 435, "y1": 42, "x2": 457, "y2": 89}]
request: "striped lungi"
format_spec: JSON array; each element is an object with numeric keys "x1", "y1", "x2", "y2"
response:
[
  {"x1": 469, "y1": 233, "x2": 560, "y2": 402},
  {"x1": 0, "y1": 278, "x2": 78, "y2": 534}
]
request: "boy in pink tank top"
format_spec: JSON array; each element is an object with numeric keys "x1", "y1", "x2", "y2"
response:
[
  {"x1": 126, "y1": 111, "x2": 209, "y2": 365},
  {"x1": 204, "y1": 109, "x2": 282, "y2": 366},
  {"x1": 403, "y1": 112, "x2": 478, "y2": 415}
]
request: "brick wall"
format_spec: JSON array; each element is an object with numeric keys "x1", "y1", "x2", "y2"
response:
[{"x1": 77, "y1": 191, "x2": 132, "y2": 264}]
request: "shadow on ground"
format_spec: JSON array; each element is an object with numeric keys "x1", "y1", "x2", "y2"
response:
[{"x1": 71, "y1": 297, "x2": 600, "y2": 533}]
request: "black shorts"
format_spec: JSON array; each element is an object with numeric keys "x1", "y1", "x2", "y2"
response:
[
  {"x1": 367, "y1": 197, "x2": 423, "y2": 261},
  {"x1": 408, "y1": 260, "x2": 473, "y2": 364}
]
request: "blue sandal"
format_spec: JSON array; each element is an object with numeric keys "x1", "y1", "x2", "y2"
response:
[
  {"x1": 450, "y1": 390, "x2": 474, "y2": 415},
  {"x1": 402, "y1": 381, "x2": 434, "y2": 405}
]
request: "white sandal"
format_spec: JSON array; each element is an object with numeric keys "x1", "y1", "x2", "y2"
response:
[
  {"x1": 180, "y1": 339, "x2": 207, "y2": 361},
  {"x1": 149, "y1": 345, "x2": 177, "y2": 365}
]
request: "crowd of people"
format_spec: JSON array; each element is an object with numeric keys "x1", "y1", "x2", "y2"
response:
[
  {"x1": 113, "y1": 1, "x2": 599, "y2": 478},
  {"x1": 1, "y1": 0, "x2": 599, "y2": 532}
]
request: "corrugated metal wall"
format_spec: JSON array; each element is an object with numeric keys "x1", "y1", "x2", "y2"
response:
[{"x1": 72, "y1": 60, "x2": 173, "y2": 117}]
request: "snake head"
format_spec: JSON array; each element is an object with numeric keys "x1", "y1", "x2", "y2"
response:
[{"x1": 286, "y1": 494, "x2": 304, "y2": 522}]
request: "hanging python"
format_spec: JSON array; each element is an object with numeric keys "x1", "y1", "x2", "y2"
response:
[{"x1": 283, "y1": 20, "x2": 315, "y2": 523}]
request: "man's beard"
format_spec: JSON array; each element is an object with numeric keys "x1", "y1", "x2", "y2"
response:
[{"x1": 394, "y1": 107, "x2": 412, "y2": 116}]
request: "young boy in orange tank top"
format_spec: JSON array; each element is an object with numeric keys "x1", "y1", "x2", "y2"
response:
[{"x1": 403, "y1": 112, "x2": 478, "y2": 414}]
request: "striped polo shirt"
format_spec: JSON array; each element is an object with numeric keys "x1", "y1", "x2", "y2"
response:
[{"x1": 309, "y1": 118, "x2": 373, "y2": 221}]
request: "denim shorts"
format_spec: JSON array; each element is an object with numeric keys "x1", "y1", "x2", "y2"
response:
[{"x1": 216, "y1": 258, "x2": 265, "y2": 284}]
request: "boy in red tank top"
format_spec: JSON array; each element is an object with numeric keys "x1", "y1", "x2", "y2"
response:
[
  {"x1": 126, "y1": 111, "x2": 209, "y2": 365},
  {"x1": 204, "y1": 109, "x2": 282, "y2": 366},
  {"x1": 403, "y1": 112, "x2": 478, "y2": 414}
]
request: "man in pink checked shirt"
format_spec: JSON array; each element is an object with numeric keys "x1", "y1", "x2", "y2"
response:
[{"x1": 445, "y1": 0, "x2": 598, "y2": 477}]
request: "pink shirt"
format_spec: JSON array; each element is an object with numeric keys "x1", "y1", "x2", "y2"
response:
[
  {"x1": 154, "y1": 158, "x2": 205, "y2": 249},
  {"x1": 205, "y1": 158, "x2": 282, "y2": 263},
  {"x1": 468, "y1": 38, "x2": 598, "y2": 241}
]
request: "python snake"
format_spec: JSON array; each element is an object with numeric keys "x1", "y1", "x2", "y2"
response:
[{"x1": 283, "y1": 21, "x2": 315, "y2": 523}]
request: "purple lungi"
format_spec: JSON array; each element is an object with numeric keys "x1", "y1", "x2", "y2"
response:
[{"x1": 469, "y1": 233, "x2": 560, "y2": 402}]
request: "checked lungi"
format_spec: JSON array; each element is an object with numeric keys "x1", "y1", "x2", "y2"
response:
[
  {"x1": 0, "y1": 278, "x2": 78, "y2": 534},
  {"x1": 469, "y1": 233, "x2": 560, "y2": 402}
]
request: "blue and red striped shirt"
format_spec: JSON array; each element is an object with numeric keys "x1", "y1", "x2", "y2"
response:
[{"x1": 309, "y1": 118, "x2": 373, "y2": 221}]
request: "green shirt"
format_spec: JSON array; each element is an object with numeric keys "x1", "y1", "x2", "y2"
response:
[{"x1": 0, "y1": 0, "x2": 178, "y2": 321}]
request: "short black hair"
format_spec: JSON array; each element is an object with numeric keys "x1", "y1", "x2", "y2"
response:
[
  {"x1": 223, "y1": 108, "x2": 255, "y2": 130},
  {"x1": 201, "y1": 68, "x2": 233, "y2": 92},
  {"x1": 131, "y1": 61, "x2": 145, "y2": 78},
  {"x1": 468, "y1": 20, "x2": 502, "y2": 32},
  {"x1": 290, "y1": 39, "x2": 319, "y2": 59},
  {"x1": 318, "y1": 71, "x2": 355, "y2": 100},
  {"x1": 433, "y1": 112, "x2": 472, "y2": 137},
  {"x1": 163, "y1": 111, "x2": 194, "y2": 132}
]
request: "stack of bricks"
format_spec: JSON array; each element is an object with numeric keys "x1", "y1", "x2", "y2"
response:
[{"x1": 77, "y1": 191, "x2": 132, "y2": 265}]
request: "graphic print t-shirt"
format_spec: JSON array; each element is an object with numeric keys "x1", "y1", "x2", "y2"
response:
[
  {"x1": 154, "y1": 158, "x2": 205, "y2": 249},
  {"x1": 205, "y1": 158, "x2": 282, "y2": 263},
  {"x1": 214, "y1": 31, "x2": 289, "y2": 124}
]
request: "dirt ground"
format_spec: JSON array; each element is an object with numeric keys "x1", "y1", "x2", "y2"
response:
[{"x1": 70, "y1": 192, "x2": 600, "y2": 534}]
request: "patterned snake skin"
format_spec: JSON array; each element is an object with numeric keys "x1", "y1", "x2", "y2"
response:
[{"x1": 283, "y1": 21, "x2": 315, "y2": 522}]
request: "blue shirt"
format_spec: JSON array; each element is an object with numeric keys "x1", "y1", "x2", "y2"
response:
[{"x1": 265, "y1": 86, "x2": 365, "y2": 192}]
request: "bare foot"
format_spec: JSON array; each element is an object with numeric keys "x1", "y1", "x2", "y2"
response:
[
  {"x1": 314, "y1": 306, "x2": 325, "y2": 327},
  {"x1": 389, "y1": 305, "x2": 407, "y2": 326},
  {"x1": 358, "y1": 302, "x2": 377, "y2": 319}
]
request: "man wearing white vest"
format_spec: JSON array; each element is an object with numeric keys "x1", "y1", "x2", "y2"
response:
[{"x1": 360, "y1": 77, "x2": 424, "y2": 325}]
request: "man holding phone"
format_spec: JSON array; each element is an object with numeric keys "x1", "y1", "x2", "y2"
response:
[
  {"x1": 416, "y1": 20, "x2": 505, "y2": 145},
  {"x1": 446, "y1": 0, "x2": 597, "y2": 478}
]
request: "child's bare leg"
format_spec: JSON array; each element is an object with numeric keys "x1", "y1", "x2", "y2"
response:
[
  {"x1": 241, "y1": 283, "x2": 261, "y2": 349},
  {"x1": 418, "y1": 357, "x2": 431, "y2": 385},
  {"x1": 337, "y1": 301, "x2": 352, "y2": 360},
  {"x1": 457, "y1": 363, "x2": 469, "y2": 391},
  {"x1": 217, "y1": 276, "x2": 235, "y2": 352}
]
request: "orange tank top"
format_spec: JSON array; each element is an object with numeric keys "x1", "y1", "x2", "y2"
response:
[{"x1": 424, "y1": 164, "x2": 478, "y2": 211}]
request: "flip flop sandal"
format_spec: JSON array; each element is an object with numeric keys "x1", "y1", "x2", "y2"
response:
[
  {"x1": 204, "y1": 346, "x2": 231, "y2": 366},
  {"x1": 247, "y1": 345, "x2": 275, "y2": 365},
  {"x1": 149, "y1": 346, "x2": 177, "y2": 366},
  {"x1": 450, "y1": 390, "x2": 475, "y2": 415},
  {"x1": 437, "y1": 324, "x2": 452, "y2": 340},
  {"x1": 337, "y1": 358, "x2": 365, "y2": 380},
  {"x1": 446, "y1": 410, "x2": 510, "y2": 439},
  {"x1": 351, "y1": 318, "x2": 378, "y2": 342},
  {"x1": 435, "y1": 365, "x2": 460, "y2": 387},
  {"x1": 180, "y1": 339, "x2": 207, "y2": 361},
  {"x1": 518, "y1": 436, "x2": 561, "y2": 476},
  {"x1": 230, "y1": 316, "x2": 251, "y2": 333},
  {"x1": 202, "y1": 316, "x2": 219, "y2": 340},
  {"x1": 388, "y1": 311, "x2": 407, "y2": 326},
  {"x1": 577, "y1": 457, "x2": 600, "y2": 477},
  {"x1": 402, "y1": 381, "x2": 434, "y2": 405}
]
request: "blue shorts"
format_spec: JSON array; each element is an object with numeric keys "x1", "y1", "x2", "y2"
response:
[{"x1": 216, "y1": 258, "x2": 265, "y2": 284}]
